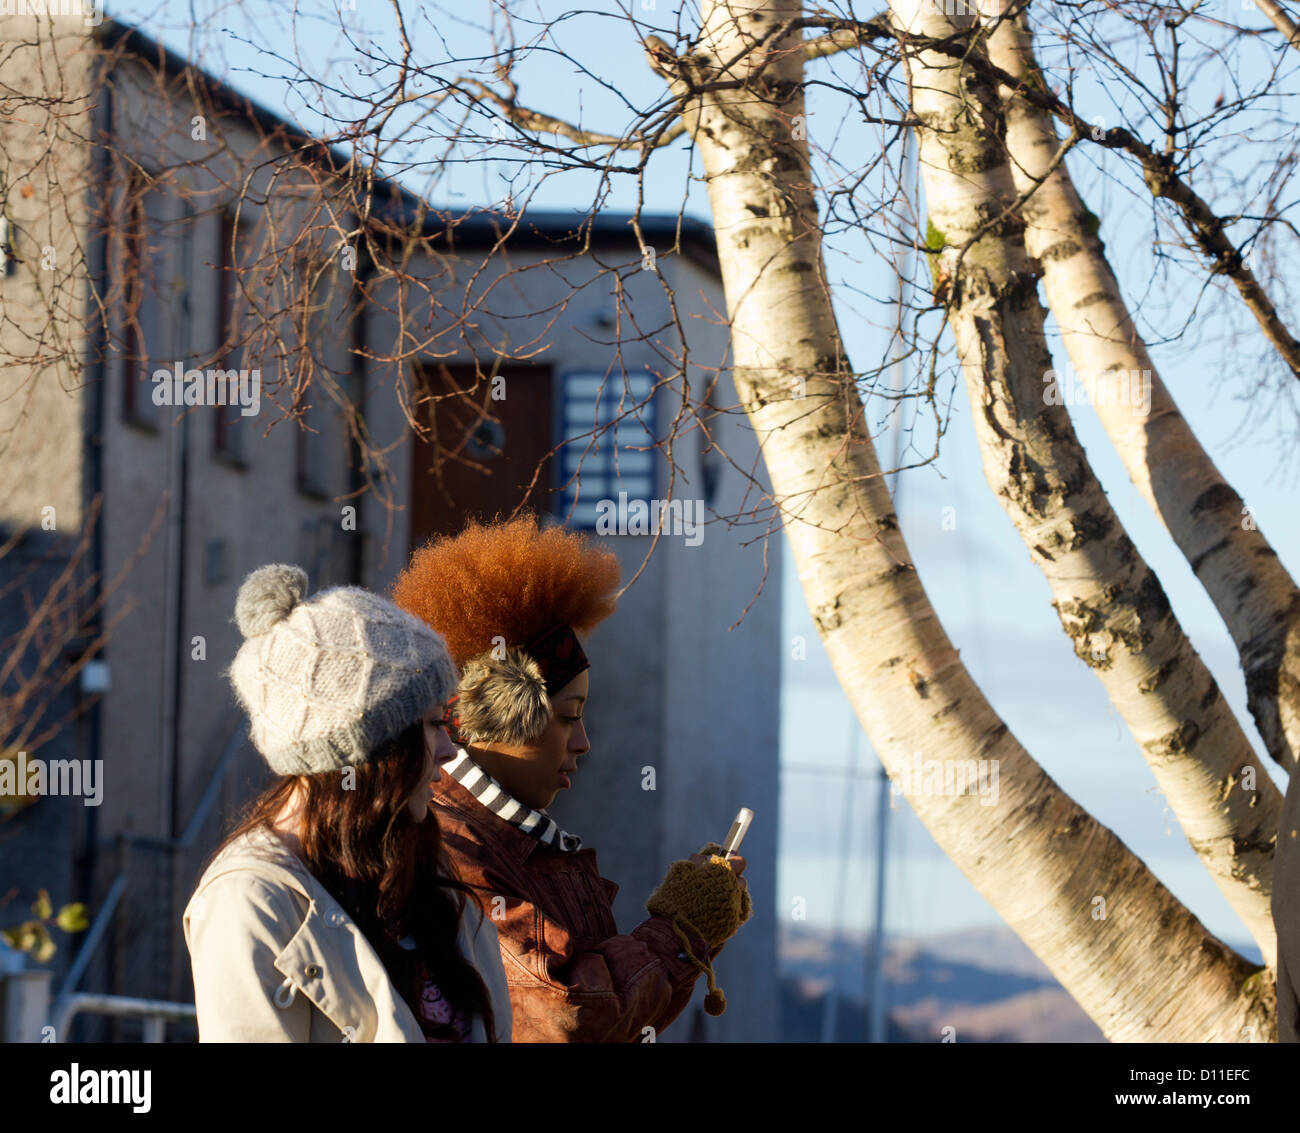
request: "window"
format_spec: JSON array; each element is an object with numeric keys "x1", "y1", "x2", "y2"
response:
[
  {"x1": 293, "y1": 256, "x2": 335, "y2": 498},
  {"x1": 121, "y1": 176, "x2": 170, "y2": 428},
  {"x1": 214, "y1": 208, "x2": 256, "y2": 462},
  {"x1": 557, "y1": 370, "x2": 658, "y2": 528},
  {"x1": 295, "y1": 397, "x2": 329, "y2": 498}
]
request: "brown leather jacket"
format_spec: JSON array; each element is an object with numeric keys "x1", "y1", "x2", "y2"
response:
[{"x1": 431, "y1": 774, "x2": 714, "y2": 1042}]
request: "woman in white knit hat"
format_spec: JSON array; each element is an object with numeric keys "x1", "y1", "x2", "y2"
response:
[{"x1": 183, "y1": 564, "x2": 512, "y2": 1042}]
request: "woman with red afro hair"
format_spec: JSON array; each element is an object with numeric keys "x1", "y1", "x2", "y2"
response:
[{"x1": 392, "y1": 514, "x2": 752, "y2": 1042}]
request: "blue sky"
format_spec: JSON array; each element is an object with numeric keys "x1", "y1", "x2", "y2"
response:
[{"x1": 106, "y1": 0, "x2": 1299, "y2": 960}]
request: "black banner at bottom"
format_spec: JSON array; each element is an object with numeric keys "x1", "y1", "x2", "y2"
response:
[{"x1": 0, "y1": 1040, "x2": 1285, "y2": 1119}]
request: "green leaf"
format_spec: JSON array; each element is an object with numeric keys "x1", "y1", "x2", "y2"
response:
[
  {"x1": 33, "y1": 926, "x2": 56, "y2": 963},
  {"x1": 7, "y1": 920, "x2": 42, "y2": 953},
  {"x1": 55, "y1": 903, "x2": 88, "y2": 933},
  {"x1": 31, "y1": 889, "x2": 52, "y2": 921}
]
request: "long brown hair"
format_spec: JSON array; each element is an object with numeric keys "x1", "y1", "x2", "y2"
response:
[{"x1": 215, "y1": 722, "x2": 496, "y2": 1041}]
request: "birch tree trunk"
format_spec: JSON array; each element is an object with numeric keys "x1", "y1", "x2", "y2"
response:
[
  {"x1": 647, "y1": 0, "x2": 1274, "y2": 1039},
  {"x1": 885, "y1": 0, "x2": 1281, "y2": 966},
  {"x1": 984, "y1": 0, "x2": 1300, "y2": 776}
]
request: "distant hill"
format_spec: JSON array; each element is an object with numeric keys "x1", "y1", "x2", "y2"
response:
[{"x1": 780, "y1": 922, "x2": 1114, "y2": 1042}]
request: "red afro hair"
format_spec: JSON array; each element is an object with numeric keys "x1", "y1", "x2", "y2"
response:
[{"x1": 391, "y1": 515, "x2": 621, "y2": 666}]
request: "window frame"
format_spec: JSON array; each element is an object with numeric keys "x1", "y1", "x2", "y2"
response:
[
  {"x1": 119, "y1": 168, "x2": 171, "y2": 432},
  {"x1": 212, "y1": 206, "x2": 253, "y2": 466}
]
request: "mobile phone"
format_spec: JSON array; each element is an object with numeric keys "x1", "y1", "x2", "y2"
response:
[{"x1": 722, "y1": 807, "x2": 753, "y2": 857}]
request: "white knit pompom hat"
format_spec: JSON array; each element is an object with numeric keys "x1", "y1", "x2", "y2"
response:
[{"x1": 228, "y1": 564, "x2": 458, "y2": 776}]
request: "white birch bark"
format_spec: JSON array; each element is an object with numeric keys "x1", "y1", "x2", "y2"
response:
[
  {"x1": 887, "y1": 0, "x2": 1281, "y2": 965},
  {"x1": 984, "y1": 0, "x2": 1300, "y2": 776},
  {"x1": 647, "y1": 0, "x2": 1275, "y2": 1039},
  {"x1": 1254, "y1": 0, "x2": 1300, "y2": 51}
]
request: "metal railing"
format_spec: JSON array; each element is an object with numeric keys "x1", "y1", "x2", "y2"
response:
[
  {"x1": 45, "y1": 721, "x2": 248, "y2": 1042},
  {"x1": 51, "y1": 994, "x2": 196, "y2": 1043}
]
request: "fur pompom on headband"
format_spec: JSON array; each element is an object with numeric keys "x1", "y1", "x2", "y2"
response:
[{"x1": 454, "y1": 648, "x2": 552, "y2": 746}]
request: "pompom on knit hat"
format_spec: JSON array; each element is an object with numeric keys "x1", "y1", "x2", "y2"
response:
[{"x1": 228, "y1": 564, "x2": 459, "y2": 776}]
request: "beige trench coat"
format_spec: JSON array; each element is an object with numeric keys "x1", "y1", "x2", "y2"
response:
[{"x1": 183, "y1": 829, "x2": 512, "y2": 1042}]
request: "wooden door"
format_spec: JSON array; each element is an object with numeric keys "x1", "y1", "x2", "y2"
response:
[{"x1": 409, "y1": 362, "x2": 554, "y2": 547}]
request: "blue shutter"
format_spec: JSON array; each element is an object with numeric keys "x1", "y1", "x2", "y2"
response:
[{"x1": 556, "y1": 370, "x2": 658, "y2": 529}]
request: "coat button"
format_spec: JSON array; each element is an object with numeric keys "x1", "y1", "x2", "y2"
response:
[{"x1": 304, "y1": 963, "x2": 323, "y2": 979}]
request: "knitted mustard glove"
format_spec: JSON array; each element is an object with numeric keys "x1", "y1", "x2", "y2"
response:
[
  {"x1": 645, "y1": 844, "x2": 752, "y2": 1017},
  {"x1": 696, "y1": 842, "x2": 753, "y2": 927}
]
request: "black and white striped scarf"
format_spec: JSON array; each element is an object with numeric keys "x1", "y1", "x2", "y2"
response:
[{"x1": 444, "y1": 749, "x2": 583, "y2": 853}]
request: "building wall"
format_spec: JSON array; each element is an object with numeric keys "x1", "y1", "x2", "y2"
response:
[
  {"x1": 0, "y1": 13, "x2": 100, "y2": 1002},
  {"x1": 0, "y1": 13, "x2": 93, "y2": 532}
]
